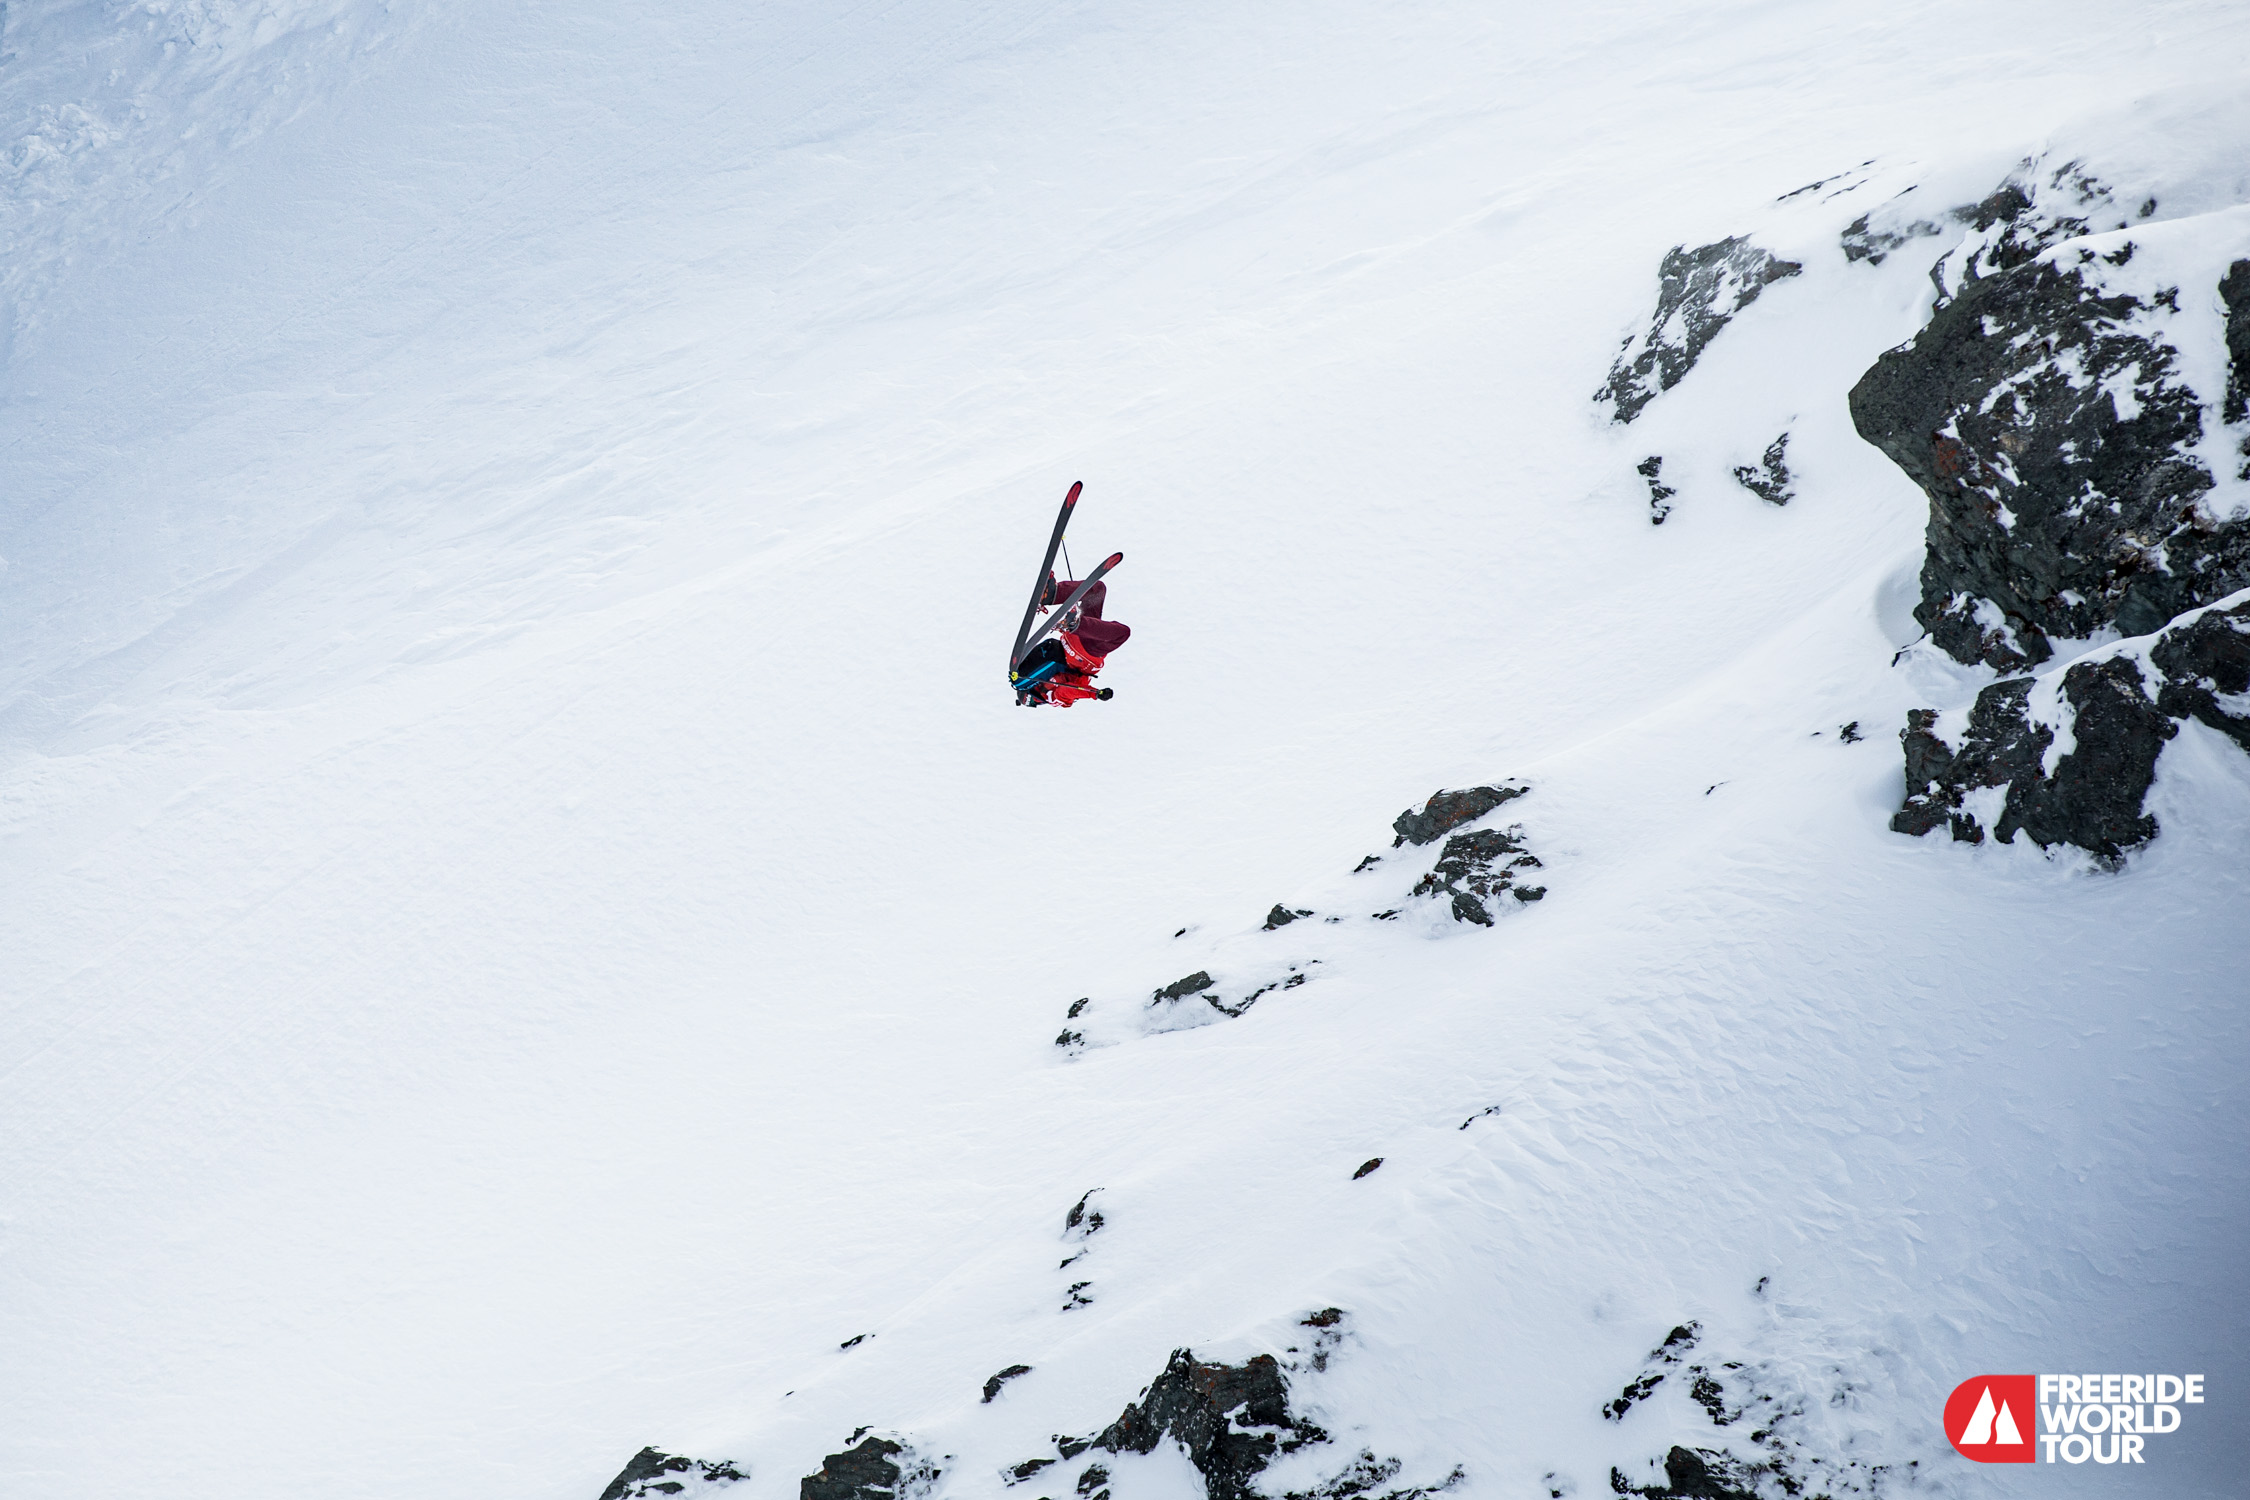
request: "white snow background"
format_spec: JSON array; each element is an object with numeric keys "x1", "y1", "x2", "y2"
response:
[{"x1": 2, "y1": 2, "x2": 2246, "y2": 1498}]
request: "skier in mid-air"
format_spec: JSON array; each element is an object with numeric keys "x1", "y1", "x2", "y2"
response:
[
  {"x1": 1008, "y1": 481, "x2": 1129, "y2": 708},
  {"x1": 1014, "y1": 573, "x2": 1130, "y2": 706}
]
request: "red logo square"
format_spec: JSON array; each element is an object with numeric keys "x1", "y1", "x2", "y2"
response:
[{"x1": 1945, "y1": 1374, "x2": 2037, "y2": 1462}]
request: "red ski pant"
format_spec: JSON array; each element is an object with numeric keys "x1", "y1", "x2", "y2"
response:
[{"x1": 1056, "y1": 579, "x2": 1130, "y2": 655}]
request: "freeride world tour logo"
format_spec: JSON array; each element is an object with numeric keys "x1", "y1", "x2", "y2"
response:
[{"x1": 1945, "y1": 1373, "x2": 2206, "y2": 1466}]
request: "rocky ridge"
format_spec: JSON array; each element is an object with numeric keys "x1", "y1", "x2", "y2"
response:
[
  {"x1": 598, "y1": 1313, "x2": 1459, "y2": 1500},
  {"x1": 1595, "y1": 1320, "x2": 1910, "y2": 1500},
  {"x1": 1831, "y1": 142, "x2": 2250, "y2": 858},
  {"x1": 1849, "y1": 170, "x2": 2250, "y2": 670},
  {"x1": 1056, "y1": 785, "x2": 1544, "y2": 1052}
]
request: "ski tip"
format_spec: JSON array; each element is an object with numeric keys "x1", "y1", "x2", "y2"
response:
[
  {"x1": 1104, "y1": 550, "x2": 1123, "y2": 567},
  {"x1": 1065, "y1": 480, "x2": 1083, "y2": 501}
]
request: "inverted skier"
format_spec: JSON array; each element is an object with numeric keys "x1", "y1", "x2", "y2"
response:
[{"x1": 1014, "y1": 573, "x2": 1130, "y2": 707}]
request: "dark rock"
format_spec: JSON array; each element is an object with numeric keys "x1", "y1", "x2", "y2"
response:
[
  {"x1": 1410, "y1": 826, "x2": 1533, "y2": 924},
  {"x1": 2010, "y1": 657, "x2": 2176, "y2": 856},
  {"x1": 1892, "y1": 679, "x2": 2048, "y2": 843},
  {"x1": 1652, "y1": 1446, "x2": 1759, "y2": 1500},
  {"x1": 2151, "y1": 597, "x2": 2250, "y2": 751},
  {"x1": 1076, "y1": 1464, "x2": 1110, "y2": 1497},
  {"x1": 1603, "y1": 1324, "x2": 1700, "y2": 1421},
  {"x1": 1005, "y1": 1458, "x2": 1055, "y2": 1486},
  {"x1": 1281, "y1": 1451, "x2": 1465, "y2": 1500},
  {"x1": 802, "y1": 1437, "x2": 916, "y2": 1500},
  {"x1": 2222, "y1": 259, "x2": 2250, "y2": 425},
  {"x1": 1153, "y1": 972, "x2": 1215, "y2": 1003},
  {"x1": 1637, "y1": 455, "x2": 1674, "y2": 526},
  {"x1": 1841, "y1": 209, "x2": 1940, "y2": 265},
  {"x1": 1687, "y1": 1372, "x2": 1731, "y2": 1425},
  {"x1": 1352, "y1": 1158, "x2": 1383, "y2": 1179},
  {"x1": 1850, "y1": 205, "x2": 2249, "y2": 668},
  {"x1": 1892, "y1": 658, "x2": 2177, "y2": 862},
  {"x1": 1838, "y1": 720, "x2": 1862, "y2": 743},
  {"x1": 1729, "y1": 433, "x2": 1791, "y2": 506},
  {"x1": 1095, "y1": 1351, "x2": 1328, "y2": 1500},
  {"x1": 1352, "y1": 855, "x2": 1381, "y2": 872},
  {"x1": 1598, "y1": 239, "x2": 1803, "y2": 423},
  {"x1": 1066, "y1": 998, "x2": 1089, "y2": 1018},
  {"x1": 984, "y1": 1365, "x2": 1033, "y2": 1403},
  {"x1": 839, "y1": 1334, "x2": 870, "y2": 1351},
  {"x1": 1601, "y1": 1324, "x2": 1901, "y2": 1500},
  {"x1": 1392, "y1": 785, "x2": 1527, "y2": 846},
  {"x1": 1263, "y1": 905, "x2": 1313, "y2": 929},
  {"x1": 601, "y1": 1449, "x2": 748, "y2": 1500},
  {"x1": 1065, "y1": 1190, "x2": 1105, "y2": 1237},
  {"x1": 1064, "y1": 1282, "x2": 1093, "y2": 1310}
]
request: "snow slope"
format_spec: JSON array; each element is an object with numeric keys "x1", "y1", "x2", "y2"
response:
[{"x1": 2, "y1": 2, "x2": 2246, "y2": 1497}]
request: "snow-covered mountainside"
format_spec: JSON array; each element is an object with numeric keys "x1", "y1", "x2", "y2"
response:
[{"x1": 3, "y1": 4, "x2": 2246, "y2": 1499}]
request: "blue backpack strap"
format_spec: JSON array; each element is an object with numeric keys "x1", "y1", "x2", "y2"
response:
[{"x1": 1011, "y1": 659, "x2": 1062, "y2": 693}]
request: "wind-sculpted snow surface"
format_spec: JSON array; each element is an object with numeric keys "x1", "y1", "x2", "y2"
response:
[
  {"x1": 0, "y1": 0, "x2": 410, "y2": 327},
  {"x1": 1056, "y1": 787, "x2": 1544, "y2": 1052},
  {"x1": 5, "y1": 7, "x2": 2250, "y2": 1500}
]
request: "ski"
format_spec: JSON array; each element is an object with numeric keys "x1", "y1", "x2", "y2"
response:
[
  {"x1": 1013, "y1": 551, "x2": 1124, "y2": 665},
  {"x1": 1010, "y1": 480, "x2": 1082, "y2": 669}
]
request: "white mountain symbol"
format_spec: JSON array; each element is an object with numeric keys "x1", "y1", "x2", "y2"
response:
[{"x1": 1957, "y1": 1386, "x2": 2024, "y2": 1445}]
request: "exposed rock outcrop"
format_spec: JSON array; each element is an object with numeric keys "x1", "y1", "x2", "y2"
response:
[
  {"x1": 2152, "y1": 587, "x2": 2250, "y2": 750},
  {"x1": 801, "y1": 1436, "x2": 935, "y2": 1500},
  {"x1": 1614, "y1": 1447, "x2": 1761, "y2": 1500},
  {"x1": 1637, "y1": 455, "x2": 1675, "y2": 526},
  {"x1": 1730, "y1": 433, "x2": 1792, "y2": 506},
  {"x1": 1092, "y1": 1351, "x2": 1324, "y2": 1500},
  {"x1": 1406, "y1": 826, "x2": 1544, "y2": 925},
  {"x1": 984, "y1": 1365, "x2": 1033, "y2": 1403},
  {"x1": 599, "y1": 1448, "x2": 747, "y2": 1500},
  {"x1": 1890, "y1": 594, "x2": 2250, "y2": 861},
  {"x1": 1847, "y1": 153, "x2": 2250, "y2": 858},
  {"x1": 1849, "y1": 167, "x2": 2250, "y2": 670},
  {"x1": 1018, "y1": 1323, "x2": 1457, "y2": 1500},
  {"x1": 1060, "y1": 785, "x2": 1545, "y2": 1049},
  {"x1": 1391, "y1": 784, "x2": 1527, "y2": 846},
  {"x1": 1595, "y1": 1319, "x2": 1907, "y2": 1500},
  {"x1": 1840, "y1": 205, "x2": 1942, "y2": 266},
  {"x1": 1598, "y1": 239, "x2": 1803, "y2": 423}
]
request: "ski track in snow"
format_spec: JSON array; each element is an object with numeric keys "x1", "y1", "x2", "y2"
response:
[{"x1": 2, "y1": 2, "x2": 2247, "y2": 1498}]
